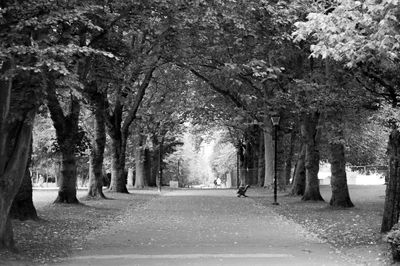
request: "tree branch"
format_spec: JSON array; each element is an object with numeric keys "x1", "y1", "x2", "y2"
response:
[
  {"x1": 46, "y1": 77, "x2": 66, "y2": 135},
  {"x1": 121, "y1": 66, "x2": 156, "y2": 137},
  {"x1": 184, "y1": 66, "x2": 246, "y2": 110}
]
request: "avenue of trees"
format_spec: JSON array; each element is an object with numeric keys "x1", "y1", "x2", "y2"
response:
[{"x1": 1, "y1": 0, "x2": 399, "y2": 251}]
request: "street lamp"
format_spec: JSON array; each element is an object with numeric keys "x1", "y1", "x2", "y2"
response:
[
  {"x1": 157, "y1": 136, "x2": 163, "y2": 192},
  {"x1": 271, "y1": 115, "x2": 280, "y2": 205}
]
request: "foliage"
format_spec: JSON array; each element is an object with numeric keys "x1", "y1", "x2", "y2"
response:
[
  {"x1": 209, "y1": 130, "x2": 236, "y2": 178},
  {"x1": 386, "y1": 223, "x2": 400, "y2": 261}
]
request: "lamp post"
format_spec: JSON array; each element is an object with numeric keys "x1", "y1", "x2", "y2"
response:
[
  {"x1": 157, "y1": 136, "x2": 163, "y2": 192},
  {"x1": 271, "y1": 115, "x2": 280, "y2": 205}
]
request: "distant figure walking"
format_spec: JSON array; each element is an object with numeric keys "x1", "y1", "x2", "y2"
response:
[
  {"x1": 216, "y1": 177, "x2": 222, "y2": 188},
  {"x1": 237, "y1": 185, "x2": 250, "y2": 197}
]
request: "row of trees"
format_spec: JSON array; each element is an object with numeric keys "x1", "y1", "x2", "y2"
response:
[{"x1": 0, "y1": 0, "x2": 398, "y2": 251}]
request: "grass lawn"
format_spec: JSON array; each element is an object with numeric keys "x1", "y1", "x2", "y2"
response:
[
  {"x1": 0, "y1": 185, "x2": 394, "y2": 265},
  {"x1": 0, "y1": 189, "x2": 159, "y2": 265},
  {"x1": 252, "y1": 185, "x2": 392, "y2": 265}
]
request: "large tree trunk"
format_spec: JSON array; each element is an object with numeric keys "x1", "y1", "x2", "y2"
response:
[
  {"x1": 9, "y1": 140, "x2": 38, "y2": 220},
  {"x1": 86, "y1": 83, "x2": 106, "y2": 199},
  {"x1": 109, "y1": 133, "x2": 128, "y2": 193},
  {"x1": 301, "y1": 112, "x2": 324, "y2": 201},
  {"x1": 328, "y1": 111, "x2": 353, "y2": 208},
  {"x1": 290, "y1": 143, "x2": 306, "y2": 196},
  {"x1": 0, "y1": 63, "x2": 38, "y2": 250},
  {"x1": 54, "y1": 148, "x2": 79, "y2": 203},
  {"x1": 0, "y1": 115, "x2": 35, "y2": 250},
  {"x1": 106, "y1": 68, "x2": 154, "y2": 193},
  {"x1": 47, "y1": 80, "x2": 80, "y2": 204},
  {"x1": 381, "y1": 128, "x2": 400, "y2": 232},
  {"x1": 263, "y1": 124, "x2": 274, "y2": 188},
  {"x1": 329, "y1": 142, "x2": 354, "y2": 207}
]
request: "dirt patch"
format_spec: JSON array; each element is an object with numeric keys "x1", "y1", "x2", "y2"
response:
[
  {"x1": 0, "y1": 190, "x2": 158, "y2": 265},
  {"x1": 251, "y1": 185, "x2": 393, "y2": 265}
]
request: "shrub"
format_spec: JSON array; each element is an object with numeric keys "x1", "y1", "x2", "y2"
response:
[{"x1": 386, "y1": 223, "x2": 400, "y2": 261}]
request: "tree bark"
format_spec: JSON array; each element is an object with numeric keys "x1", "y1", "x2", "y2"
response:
[
  {"x1": 127, "y1": 168, "x2": 134, "y2": 188},
  {"x1": 301, "y1": 111, "x2": 324, "y2": 201},
  {"x1": 0, "y1": 115, "x2": 34, "y2": 250},
  {"x1": 238, "y1": 141, "x2": 247, "y2": 186},
  {"x1": 47, "y1": 82, "x2": 80, "y2": 204},
  {"x1": 285, "y1": 129, "x2": 297, "y2": 185},
  {"x1": 236, "y1": 142, "x2": 240, "y2": 189},
  {"x1": 144, "y1": 148, "x2": 152, "y2": 186},
  {"x1": 328, "y1": 111, "x2": 354, "y2": 208},
  {"x1": 134, "y1": 135, "x2": 146, "y2": 188},
  {"x1": 106, "y1": 68, "x2": 155, "y2": 193},
  {"x1": 109, "y1": 133, "x2": 129, "y2": 193},
  {"x1": 382, "y1": 128, "x2": 400, "y2": 232},
  {"x1": 54, "y1": 150, "x2": 79, "y2": 203},
  {"x1": 290, "y1": 143, "x2": 306, "y2": 196},
  {"x1": 9, "y1": 140, "x2": 38, "y2": 220},
  {"x1": 329, "y1": 142, "x2": 354, "y2": 207},
  {"x1": 86, "y1": 85, "x2": 106, "y2": 199},
  {"x1": 263, "y1": 124, "x2": 274, "y2": 188},
  {"x1": 276, "y1": 126, "x2": 286, "y2": 190},
  {"x1": 257, "y1": 130, "x2": 265, "y2": 187},
  {"x1": 0, "y1": 67, "x2": 38, "y2": 249}
]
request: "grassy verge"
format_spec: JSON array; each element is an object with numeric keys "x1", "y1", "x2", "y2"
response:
[
  {"x1": 252, "y1": 185, "x2": 392, "y2": 265},
  {"x1": 0, "y1": 190, "x2": 158, "y2": 265}
]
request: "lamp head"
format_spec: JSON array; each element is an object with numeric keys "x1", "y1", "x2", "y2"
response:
[{"x1": 271, "y1": 116, "x2": 280, "y2": 126}]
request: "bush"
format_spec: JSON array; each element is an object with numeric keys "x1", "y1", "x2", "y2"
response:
[{"x1": 386, "y1": 223, "x2": 400, "y2": 261}]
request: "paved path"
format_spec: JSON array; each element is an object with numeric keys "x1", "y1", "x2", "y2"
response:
[{"x1": 57, "y1": 189, "x2": 357, "y2": 266}]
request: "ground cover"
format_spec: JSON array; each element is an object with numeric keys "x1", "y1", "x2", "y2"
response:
[
  {"x1": 1, "y1": 185, "x2": 395, "y2": 265},
  {"x1": 0, "y1": 189, "x2": 158, "y2": 265},
  {"x1": 252, "y1": 185, "x2": 393, "y2": 265}
]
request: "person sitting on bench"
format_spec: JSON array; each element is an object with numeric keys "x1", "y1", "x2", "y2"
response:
[{"x1": 237, "y1": 185, "x2": 250, "y2": 197}]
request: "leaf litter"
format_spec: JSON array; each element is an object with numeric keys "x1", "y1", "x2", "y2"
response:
[
  {"x1": 252, "y1": 185, "x2": 392, "y2": 265},
  {"x1": 0, "y1": 191, "x2": 157, "y2": 265}
]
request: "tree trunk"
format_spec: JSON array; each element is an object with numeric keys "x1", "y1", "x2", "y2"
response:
[
  {"x1": 54, "y1": 149, "x2": 79, "y2": 203},
  {"x1": 87, "y1": 154, "x2": 106, "y2": 199},
  {"x1": 144, "y1": 148, "x2": 152, "y2": 186},
  {"x1": 301, "y1": 112, "x2": 324, "y2": 201},
  {"x1": 109, "y1": 135, "x2": 128, "y2": 193},
  {"x1": 329, "y1": 142, "x2": 354, "y2": 207},
  {"x1": 257, "y1": 130, "x2": 265, "y2": 187},
  {"x1": 0, "y1": 116, "x2": 35, "y2": 250},
  {"x1": 134, "y1": 136, "x2": 146, "y2": 188},
  {"x1": 263, "y1": 124, "x2": 274, "y2": 188},
  {"x1": 328, "y1": 111, "x2": 353, "y2": 208},
  {"x1": 86, "y1": 84, "x2": 106, "y2": 199},
  {"x1": 382, "y1": 128, "x2": 400, "y2": 232},
  {"x1": 276, "y1": 126, "x2": 286, "y2": 190},
  {"x1": 9, "y1": 140, "x2": 38, "y2": 220},
  {"x1": 47, "y1": 81, "x2": 81, "y2": 204},
  {"x1": 236, "y1": 143, "x2": 240, "y2": 189},
  {"x1": 0, "y1": 63, "x2": 37, "y2": 250},
  {"x1": 290, "y1": 143, "x2": 306, "y2": 196},
  {"x1": 127, "y1": 168, "x2": 134, "y2": 188},
  {"x1": 285, "y1": 129, "x2": 297, "y2": 185},
  {"x1": 106, "y1": 68, "x2": 154, "y2": 193},
  {"x1": 238, "y1": 142, "x2": 247, "y2": 186}
]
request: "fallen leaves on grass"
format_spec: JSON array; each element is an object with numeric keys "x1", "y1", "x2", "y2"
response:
[
  {"x1": 0, "y1": 192, "x2": 157, "y2": 265},
  {"x1": 253, "y1": 192, "x2": 391, "y2": 265}
]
